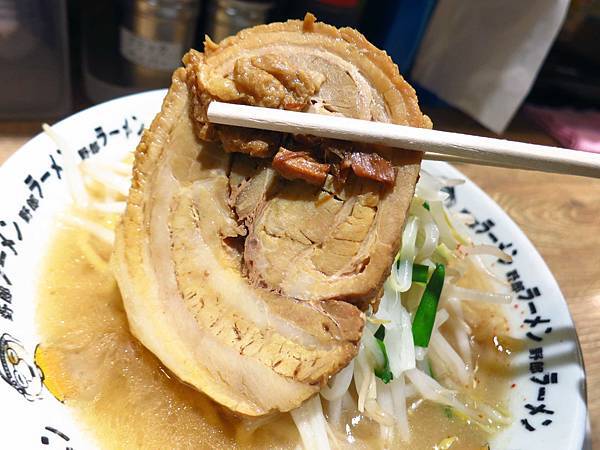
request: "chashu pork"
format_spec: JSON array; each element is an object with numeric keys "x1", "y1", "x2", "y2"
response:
[{"x1": 113, "y1": 15, "x2": 431, "y2": 417}]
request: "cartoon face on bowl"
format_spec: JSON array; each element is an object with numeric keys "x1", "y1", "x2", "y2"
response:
[{"x1": 0, "y1": 333, "x2": 43, "y2": 401}]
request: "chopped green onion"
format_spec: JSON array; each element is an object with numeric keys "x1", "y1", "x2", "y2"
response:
[
  {"x1": 423, "y1": 201, "x2": 430, "y2": 211},
  {"x1": 412, "y1": 264, "x2": 445, "y2": 347},
  {"x1": 412, "y1": 263, "x2": 430, "y2": 283},
  {"x1": 374, "y1": 324, "x2": 386, "y2": 341},
  {"x1": 373, "y1": 325, "x2": 393, "y2": 384},
  {"x1": 428, "y1": 359, "x2": 436, "y2": 380},
  {"x1": 443, "y1": 406, "x2": 454, "y2": 419},
  {"x1": 431, "y1": 243, "x2": 453, "y2": 265}
]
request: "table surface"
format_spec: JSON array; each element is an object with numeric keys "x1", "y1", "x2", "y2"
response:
[{"x1": 1, "y1": 107, "x2": 599, "y2": 447}]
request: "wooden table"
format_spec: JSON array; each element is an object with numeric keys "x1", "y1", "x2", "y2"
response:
[
  {"x1": 427, "y1": 109, "x2": 599, "y2": 448},
  {"x1": 1, "y1": 108, "x2": 599, "y2": 447}
]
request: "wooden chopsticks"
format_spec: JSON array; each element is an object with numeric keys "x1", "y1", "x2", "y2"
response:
[{"x1": 207, "y1": 101, "x2": 600, "y2": 178}]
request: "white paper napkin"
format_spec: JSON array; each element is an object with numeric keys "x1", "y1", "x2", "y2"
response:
[{"x1": 411, "y1": 0, "x2": 569, "y2": 133}]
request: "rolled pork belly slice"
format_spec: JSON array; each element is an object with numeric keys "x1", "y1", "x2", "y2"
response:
[{"x1": 113, "y1": 14, "x2": 431, "y2": 416}]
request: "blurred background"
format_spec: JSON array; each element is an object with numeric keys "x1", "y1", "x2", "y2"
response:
[
  {"x1": 0, "y1": 0, "x2": 598, "y2": 149},
  {"x1": 1, "y1": 4, "x2": 598, "y2": 446}
]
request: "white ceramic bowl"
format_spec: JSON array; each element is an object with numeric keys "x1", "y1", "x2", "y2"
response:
[{"x1": 0, "y1": 91, "x2": 587, "y2": 449}]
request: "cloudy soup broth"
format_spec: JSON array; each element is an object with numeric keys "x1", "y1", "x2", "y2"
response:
[{"x1": 35, "y1": 210, "x2": 515, "y2": 450}]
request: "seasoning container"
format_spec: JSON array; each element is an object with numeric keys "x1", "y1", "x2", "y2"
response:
[
  {"x1": 0, "y1": 0, "x2": 71, "y2": 118},
  {"x1": 82, "y1": 0, "x2": 201, "y2": 104},
  {"x1": 205, "y1": 0, "x2": 275, "y2": 42}
]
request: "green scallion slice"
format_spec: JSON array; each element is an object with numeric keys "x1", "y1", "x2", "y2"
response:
[
  {"x1": 412, "y1": 264, "x2": 445, "y2": 347},
  {"x1": 374, "y1": 324, "x2": 386, "y2": 341},
  {"x1": 412, "y1": 263, "x2": 430, "y2": 283},
  {"x1": 428, "y1": 359, "x2": 436, "y2": 380},
  {"x1": 373, "y1": 325, "x2": 393, "y2": 384},
  {"x1": 443, "y1": 406, "x2": 453, "y2": 418}
]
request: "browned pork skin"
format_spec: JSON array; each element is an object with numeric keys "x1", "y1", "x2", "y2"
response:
[
  {"x1": 272, "y1": 147, "x2": 330, "y2": 185},
  {"x1": 113, "y1": 14, "x2": 431, "y2": 417},
  {"x1": 344, "y1": 151, "x2": 396, "y2": 185}
]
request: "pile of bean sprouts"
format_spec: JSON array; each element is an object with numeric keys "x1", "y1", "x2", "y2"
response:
[{"x1": 43, "y1": 125, "x2": 513, "y2": 450}]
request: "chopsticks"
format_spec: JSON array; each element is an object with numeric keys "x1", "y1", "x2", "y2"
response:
[{"x1": 207, "y1": 101, "x2": 600, "y2": 178}]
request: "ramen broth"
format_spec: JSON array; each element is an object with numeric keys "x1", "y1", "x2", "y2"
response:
[{"x1": 36, "y1": 220, "x2": 514, "y2": 449}]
